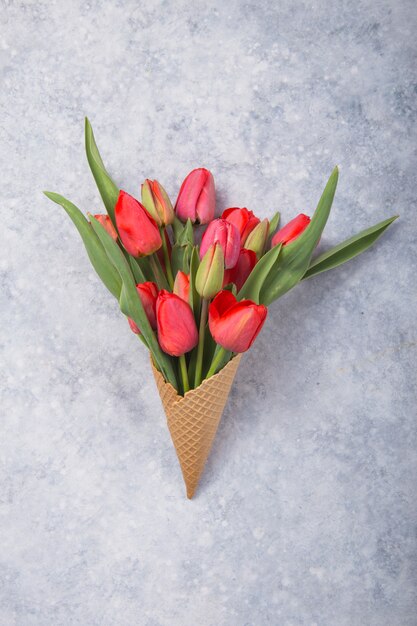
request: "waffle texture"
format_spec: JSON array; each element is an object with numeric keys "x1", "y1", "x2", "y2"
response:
[{"x1": 152, "y1": 354, "x2": 242, "y2": 498}]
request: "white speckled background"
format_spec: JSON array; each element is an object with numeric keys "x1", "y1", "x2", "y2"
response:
[{"x1": 1, "y1": 1, "x2": 416, "y2": 624}]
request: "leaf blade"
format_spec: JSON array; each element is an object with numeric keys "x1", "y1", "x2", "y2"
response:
[
  {"x1": 89, "y1": 216, "x2": 178, "y2": 389},
  {"x1": 267, "y1": 211, "x2": 281, "y2": 240},
  {"x1": 44, "y1": 191, "x2": 122, "y2": 298},
  {"x1": 237, "y1": 242, "x2": 282, "y2": 303},
  {"x1": 303, "y1": 215, "x2": 398, "y2": 280},
  {"x1": 260, "y1": 166, "x2": 339, "y2": 305},
  {"x1": 85, "y1": 118, "x2": 119, "y2": 223}
]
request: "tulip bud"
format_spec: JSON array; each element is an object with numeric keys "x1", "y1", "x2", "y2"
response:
[
  {"x1": 223, "y1": 248, "x2": 257, "y2": 291},
  {"x1": 173, "y1": 270, "x2": 190, "y2": 303},
  {"x1": 196, "y1": 243, "x2": 224, "y2": 299},
  {"x1": 128, "y1": 281, "x2": 159, "y2": 334},
  {"x1": 271, "y1": 214, "x2": 310, "y2": 247},
  {"x1": 209, "y1": 290, "x2": 267, "y2": 353},
  {"x1": 115, "y1": 190, "x2": 162, "y2": 257},
  {"x1": 244, "y1": 218, "x2": 269, "y2": 259},
  {"x1": 199, "y1": 218, "x2": 240, "y2": 269},
  {"x1": 92, "y1": 214, "x2": 118, "y2": 241},
  {"x1": 141, "y1": 179, "x2": 174, "y2": 226},
  {"x1": 175, "y1": 168, "x2": 215, "y2": 224},
  {"x1": 221, "y1": 207, "x2": 260, "y2": 245},
  {"x1": 156, "y1": 290, "x2": 198, "y2": 356}
]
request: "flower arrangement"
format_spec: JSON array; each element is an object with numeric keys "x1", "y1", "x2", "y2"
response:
[{"x1": 45, "y1": 119, "x2": 397, "y2": 498}]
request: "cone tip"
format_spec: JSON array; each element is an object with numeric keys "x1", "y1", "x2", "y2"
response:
[{"x1": 186, "y1": 486, "x2": 196, "y2": 499}]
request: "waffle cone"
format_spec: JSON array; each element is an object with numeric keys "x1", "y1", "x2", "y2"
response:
[{"x1": 151, "y1": 354, "x2": 242, "y2": 499}]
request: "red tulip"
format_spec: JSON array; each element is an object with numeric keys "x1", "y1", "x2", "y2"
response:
[
  {"x1": 128, "y1": 281, "x2": 159, "y2": 334},
  {"x1": 200, "y1": 218, "x2": 240, "y2": 269},
  {"x1": 209, "y1": 290, "x2": 267, "y2": 353},
  {"x1": 93, "y1": 214, "x2": 118, "y2": 241},
  {"x1": 175, "y1": 168, "x2": 215, "y2": 224},
  {"x1": 271, "y1": 214, "x2": 310, "y2": 247},
  {"x1": 156, "y1": 290, "x2": 198, "y2": 356},
  {"x1": 115, "y1": 190, "x2": 162, "y2": 257},
  {"x1": 222, "y1": 207, "x2": 260, "y2": 245},
  {"x1": 173, "y1": 271, "x2": 190, "y2": 303},
  {"x1": 223, "y1": 248, "x2": 257, "y2": 291}
]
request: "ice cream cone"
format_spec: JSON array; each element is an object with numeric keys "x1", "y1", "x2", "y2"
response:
[{"x1": 151, "y1": 354, "x2": 242, "y2": 498}]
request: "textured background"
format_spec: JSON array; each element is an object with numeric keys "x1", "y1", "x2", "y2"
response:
[{"x1": 1, "y1": 1, "x2": 416, "y2": 624}]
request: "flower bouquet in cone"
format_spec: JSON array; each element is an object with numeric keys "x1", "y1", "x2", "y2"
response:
[{"x1": 45, "y1": 119, "x2": 397, "y2": 498}]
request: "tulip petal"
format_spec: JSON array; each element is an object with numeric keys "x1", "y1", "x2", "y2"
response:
[
  {"x1": 209, "y1": 292, "x2": 267, "y2": 353},
  {"x1": 210, "y1": 289, "x2": 238, "y2": 319},
  {"x1": 176, "y1": 168, "x2": 213, "y2": 223},
  {"x1": 200, "y1": 219, "x2": 240, "y2": 269},
  {"x1": 224, "y1": 249, "x2": 257, "y2": 291},
  {"x1": 222, "y1": 207, "x2": 260, "y2": 245},
  {"x1": 115, "y1": 191, "x2": 162, "y2": 257},
  {"x1": 156, "y1": 291, "x2": 198, "y2": 356}
]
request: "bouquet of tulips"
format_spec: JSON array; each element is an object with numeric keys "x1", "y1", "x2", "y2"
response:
[{"x1": 45, "y1": 119, "x2": 396, "y2": 497}]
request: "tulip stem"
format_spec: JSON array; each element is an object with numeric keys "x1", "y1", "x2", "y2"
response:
[
  {"x1": 149, "y1": 254, "x2": 168, "y2": 290},
  {"x1": 160, "y1": 227, "x2": 174, "y2": 288},
  {"x1": 179, "y1": 354, "x2": 190, "y2": 394},
  {"x1": 194, "y1": 298, "x2": 208, "y2": 388},
  {"x1": 206, "y1": 347, "x2": 229, "y2": 379}
]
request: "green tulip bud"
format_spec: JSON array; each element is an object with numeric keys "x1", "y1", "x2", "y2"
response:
[
  {"x1": 141, "y1": 179, "x2": 174, "y2": 226},
  {"x1": 244, "y1": 218, "x2": 269, "y2": 259},
  {"x1": 195, "y1": 243, "x2": 224, "y2": 299}
]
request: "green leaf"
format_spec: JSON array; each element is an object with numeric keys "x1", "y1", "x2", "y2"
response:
[
  {"x1": 303, "y1": 215, "x2": 398, "y2": 280},
  {"x1": 177, "y1": 218, "x2": 194, "y2": 246},
  {"x1": 189, "y1": 246, "x2": 201, "y2": 319},
  {"x1": 85, "y1": 118, "x2": 119, "y2": 224},
  {"x1": 260, "y1": 166, "x2": 339, "y2": 305},
  {"x1": 222, "y1": 283, "x2": 238, "y2": 295},
  {"x1": 171, "y1": 242, "x2": 193, "y2": 276},
  {"x1": 206, "y1": 345, "x2": 233, "y2": 378},
  {"x1": 172, "y1": 216, "x2": 184, "y2": 241},
  {"x1": 129, "y1": 256, "x2": 153, "y2": 283},
  {"x1": 238, "y1": 243, "x2": 282, "y2": 303},
  {"x1": 267, "y1": 211, "x2": 281, "y2": 240},
  {"x1": 89, "y1": 216, "x2": 178, "y2": 389},
  {"x1": 44, "y1": 191, "x2": 122, "y2": 298},
  {"x1": 187, "y1": 345, "x2": 198, "y2": 387},
  {"x1": 202, "y1": 327, "x2": 218, "y2": 378},
  {"x1": 129, "y1": 256, "x2": 147, "y2": 284}
]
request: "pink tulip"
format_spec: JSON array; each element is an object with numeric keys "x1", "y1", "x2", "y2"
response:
[
  {"x1": 200, "y1": 218, "x2": 240, "y2": 269},
  {"x1": 175, "y1": 168, "x2": 215, "y2": 224}
]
